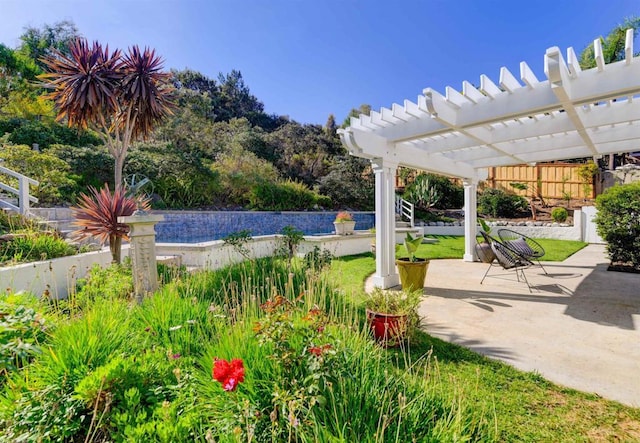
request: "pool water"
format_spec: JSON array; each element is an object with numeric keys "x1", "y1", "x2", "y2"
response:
[{"x1": 154, "y1": 211, "x2": 375, "y2": 243}]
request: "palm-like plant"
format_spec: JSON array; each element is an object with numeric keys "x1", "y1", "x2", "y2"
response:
[
  {"x1": 39, "y1": 39, "x2": 174, "y2": 187},
  {"x1": 71, "y1": 184, "x2": 150, "y2": 263}
]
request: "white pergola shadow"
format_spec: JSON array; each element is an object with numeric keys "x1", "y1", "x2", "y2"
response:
[{"x1": 339, "y1": 31, "x2": 640, "y2": 288}]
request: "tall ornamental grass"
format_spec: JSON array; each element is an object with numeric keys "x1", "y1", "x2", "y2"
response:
[{"x1": 0, "y1": 257, "x2": 490, "y2": 442}]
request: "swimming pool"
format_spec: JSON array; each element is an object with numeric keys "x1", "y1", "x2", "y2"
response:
[{"x1": 154, "y1": 211, "x2": 375, "y2": 243}]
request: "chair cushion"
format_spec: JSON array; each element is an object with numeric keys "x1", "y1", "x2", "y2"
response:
[{"x1": 507, "y1": 237, "x2": 534, "y2": 257}]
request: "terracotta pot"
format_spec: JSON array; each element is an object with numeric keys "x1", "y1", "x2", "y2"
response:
[
  {"x1": 366, "y1": 309, "x2": 408, "y2": 347},
  {"x1": 396, "y1": 258, "x2": 429, "y2": 291}
]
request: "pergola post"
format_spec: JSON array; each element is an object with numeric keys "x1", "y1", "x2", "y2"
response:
[
  {"x1": 463, "y1": 179, "x2": 478, "y2": 262},
  {"x1": 371, "y1": 157, "x2": 400, "y2": 289}
]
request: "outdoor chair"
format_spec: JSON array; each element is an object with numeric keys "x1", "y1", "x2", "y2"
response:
[
  {"x1": 480, "y1": 233, "x2": 534, "y2": 292},
  {"x1": 497, "y1": 228, "x2": 547, "y2": 274}
]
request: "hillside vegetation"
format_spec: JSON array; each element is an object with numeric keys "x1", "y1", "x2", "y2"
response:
[{"x1": 0, "y1": 21, "x2": 374, "y2": 211}]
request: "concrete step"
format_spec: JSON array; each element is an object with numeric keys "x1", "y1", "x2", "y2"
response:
[{"x1": 396, "y1": 221, "x2": 411, "y2": 228}]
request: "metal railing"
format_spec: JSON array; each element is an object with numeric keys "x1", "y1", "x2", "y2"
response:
[
  {"x1": 395, "y1": 196, "x2": 414, "y2": 227},
  {"x1": 0, "y1": 165, "x2": 39, "y2": 215}
]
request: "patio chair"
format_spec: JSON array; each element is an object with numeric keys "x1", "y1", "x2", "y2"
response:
[
  {"x1": 497, "y1": 228, "x2": 547, "y2": 274},
  {"x1": 480, "y1": 234, "x2": 534, "y2": 292}
]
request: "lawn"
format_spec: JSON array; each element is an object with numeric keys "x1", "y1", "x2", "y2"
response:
[
  {"x1": 328, "y1": 238, "x2": 640, "y2": 442},
  {"x1": 2, "y1": 236, "x2": 637, "y2": 442},
  {"x1": 403, "y1": 235, "x2": 588, "y2": 262}
]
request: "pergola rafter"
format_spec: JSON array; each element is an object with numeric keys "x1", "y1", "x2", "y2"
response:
[{"x1": 339, "y1": 30, "x2": 640, "y2": 289}]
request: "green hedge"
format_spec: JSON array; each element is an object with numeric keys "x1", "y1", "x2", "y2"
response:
[
  {"x1": 595, "y1": 182, "x2": 640, "y2": 268},
  {"x1": 249, "y1": 179, "x2": 331, "y2": 210}
]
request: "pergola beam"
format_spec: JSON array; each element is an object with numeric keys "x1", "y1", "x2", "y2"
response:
[{"x1": 339, "y1": 34, "x2": 640, "y2": 289}]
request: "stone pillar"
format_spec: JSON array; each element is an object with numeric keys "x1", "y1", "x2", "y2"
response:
[
  {"x1": 463, "y1": 179, "x2": 478, "y2": 262},
  {"x1": 118, "y1": 214, "x2": 164, "y2": 301},
  {"x1": 371, "y1": 158, "x2": 400, "y2": 289}
]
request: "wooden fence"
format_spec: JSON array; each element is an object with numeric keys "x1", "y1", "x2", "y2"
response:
[
  {"x1": 486, "y1": 163, "x2": 594, "y2": 200},
  {"x1": 396, "y1": 163, "x2": 595, "y2": 200}
]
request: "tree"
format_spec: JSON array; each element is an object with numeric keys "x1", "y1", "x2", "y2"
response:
[
  {"x1": 579, "y1": 16, "x2": 640, "y2": 69},
  {"x1": 18, "y1": 20, "x2": 80, "y2": 71},
  {"x1": 341, "y1": 104, "x2": 372, "y2": 128},
  {"x1": 40, "y1": 39, "x2": 174, "y2": 187},
  {"x1": 216, "y1": 69, "x2": 264, "y2": 123},
  {"x1": 579, "y1": 16, "x2": 640, "y2": 170}
]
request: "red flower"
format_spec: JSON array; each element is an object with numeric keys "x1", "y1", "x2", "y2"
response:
[
  {"x1": 213, "y1": 358, "x2": 245, "y2": 391},
  {"x1": 308, "y1": 344, "x2": 332, "y2": 357}
]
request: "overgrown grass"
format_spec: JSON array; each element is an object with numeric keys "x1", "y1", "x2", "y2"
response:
[
  {"x1": 328, "y1": 251, "x2": 640, "y2": 441},
  {"x1": 0, "y1": 257, "x2": 490, "y2": 441}
]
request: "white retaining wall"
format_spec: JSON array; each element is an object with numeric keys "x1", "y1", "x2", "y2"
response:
[
  {"x1": 0, "y1": 248, "x2": 118, "y2": 299},
  {"x1": 3, "y1": 207, "x2": 604, "y2": 299},
  {"x1": 421, "y1": 207, "x2": 602, "y2": 242}
]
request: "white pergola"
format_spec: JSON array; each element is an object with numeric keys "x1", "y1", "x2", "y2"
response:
[{"x1": 338, "y1": 31, "x2": 640, "y2": 288}]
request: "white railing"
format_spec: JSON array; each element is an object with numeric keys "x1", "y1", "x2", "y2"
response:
[
  {"x1": 395, "y1": 196, "x2": 414, "y2": 227},
  {"x1": 0, "y1": 165, "x2": 39, "y2": 215}
]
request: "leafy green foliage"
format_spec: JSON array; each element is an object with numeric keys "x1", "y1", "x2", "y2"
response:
[
  {"x1": 47, "y1": 143, "x2": 113, "y2": 190},
  {"x1": 579, "y1": 17, "x2": 640, "y2": 69},
  {"x1": 396, "y1": 232, "x2": 424, "y2": 262},
  {"x1": 0, "y1": 143, "x2": 78, "y2": 205},
  {"x1": 0, "y1": 293, "x2": 50, "y2": 379},
  {"x1": 478, "y1": 188, "x2": 529, "y2": 218},
  {"x1": 249, "y1": 179, "x2": 330, "y2": 211},
  {"x1": 0, "y1": 231, "x2": 76, "y2": 265},
  {"x1": 405, "y1": 172, "x2": 464, "y2": 209},
  {"x1": 126, "y1": 141, "x2": 220, "y2": 208},
  {"x1": 318, "y1": 155, "x2": 374, "y2": 210},
  {"x1": 74, "y1": 263, "x2": 134, "y2": 308},
  {"x1": 595, "y1": 182, "x2": 640, "y2": 268},
  {"x1": 551, "y1": 207, "x2": 568, "y2": 223},
  {"x1": 275, "y1": 225, "x2": 304, "y2": 265},
  {"x1": 303, "y1": 245, "x2": 333, "y2": 271},
  {"x1": 222, "y1": 229, "x2": 253, "y2": 259}
]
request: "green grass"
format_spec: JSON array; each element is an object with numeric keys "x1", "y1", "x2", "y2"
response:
[
  {"x1": 399, "y1": 235, "x2": 588, "y2": 262},
  {"x1": 327, "y1": 246, "x2": 640, "y2": 442}
]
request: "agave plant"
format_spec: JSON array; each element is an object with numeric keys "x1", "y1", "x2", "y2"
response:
[
  {"x1": 39, "y1": 39, "x2": 174, "y2": 187},
  {"x1": 71, "y1": 184, "x2": 150, "y2": 263}
]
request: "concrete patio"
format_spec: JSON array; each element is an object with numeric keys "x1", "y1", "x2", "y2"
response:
[{"x1": 370, "y1": 244, "x2": 640, "y2": 407}]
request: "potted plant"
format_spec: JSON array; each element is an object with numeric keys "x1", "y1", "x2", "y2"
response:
[
  {"x1": 365, "y1": 287, "x2": 421, "y2": 346},
  {"x1": 334, "y1": 211, "x2": 356, "y2": 235},
  {"x1": 395, "y1": 232, "x2": 429, "y2": 291},
  {"x1": 475, "y1": 219, "x2": 496, "y2": 263}
]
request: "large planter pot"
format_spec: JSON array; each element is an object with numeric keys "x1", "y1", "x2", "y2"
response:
[
  {"x1": 366, "y1": 309, "x2": 408, "y2": 347},
  {"x1": 334, "y1": 220, "x2": 356, "y2": 235},
  {"x1": 396, "y1": 258, "x2": 429, "y2": 291},
  {"x1": 475, "y1": 242, "x2": 495, "y2": 263}
]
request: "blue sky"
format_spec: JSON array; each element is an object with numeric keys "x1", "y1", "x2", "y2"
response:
[{"x1": 0, "y1": 0, "x2": 639, "y2": 125}]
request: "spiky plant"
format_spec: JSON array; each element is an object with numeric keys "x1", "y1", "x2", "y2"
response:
[
  {"x1": 71, "y1": 184, "x2": 150, "y2": 263},
  {"x1": 39, "y1": 39, "x2": 174, "y2": 187}
]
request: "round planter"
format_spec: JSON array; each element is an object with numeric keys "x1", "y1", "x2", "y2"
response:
[
  {"x1": 475, "y1": 242, "x2": 496, "y2": 263},
  {"x1": 334, "y1": 220, "x2": 356, "y2": 235},
  {"x1": 366, "y1": 309, "x2": 408, "y2": 347},
  {"x1": 396, "y1": 258, "x2": 429, "y2": 291}
]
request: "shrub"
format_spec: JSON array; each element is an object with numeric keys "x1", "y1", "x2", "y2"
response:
[
  {"x1": 0, "y1": 143, "x2": 78, "y2": 205},
  {"x1": 126, "y1": 141, "x2": 220, "y2": 208},
  {"x1": 551, "y1": 207, "x2": 568, "y2": 223},
  {"x1": 0, "y1": 231, "x2": 76, "y2": 265},
  {"x1": 0, "y1": 292, "x2": 51, "y2": 380},
  {"x1": 404, "y1": 172, "x2": 464, "y2": 209},
  {"x1": 74, "y1": 263, "x2": 134, "y2": 307},
  {"x1": 478, "y1": 188, "x2": 528, "y2": 218},
  {"x1": 595, "y1": 182, "x2": 640, "y2": 268},
  {"x1": 249, "y1": 179, "x2": 330, "y2": 210}
]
